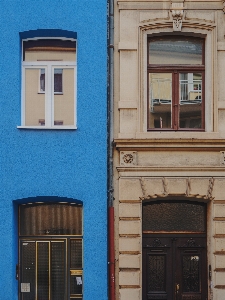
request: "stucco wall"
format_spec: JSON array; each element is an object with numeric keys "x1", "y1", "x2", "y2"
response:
[{"x1": 0, "y1": 1, "x2": 107, "y2": 300}]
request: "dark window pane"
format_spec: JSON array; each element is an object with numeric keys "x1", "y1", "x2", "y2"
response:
[
  {"x1": 70, "y1": 274, "x2": 83, "y2": 295},
  {"x1": 70, "y1": 239, "x2": 82, "y2": 269},
  {"x1": 37, "y1": 242, "x2": 49, "y2": 300},
  {"x1": 143, "y1": 201, "x2": 206, "y2": 232},
  {"x1": 54, "y1": 69, "x2": 63, "y2": 93},
  {"x1": 149, "y1": 38, "x2": 203, "y2": 65},
  {"x1": 148, "y1": 255, "x2": 166, "y2": 292},
  {"x1": 21, "y1": 242, "x2": 36, "y2": 300},
  {"x1": 40, "y1": 69, "x2": 45, "y2": 92},
  {"x1": 51, "y1": 242, "x2": 66, "y2": 300},
  {"x1": 20, "y1": 203, "x2": 82, "y2": 236},
  {"x1": 183, "y1": 255, "x2": 200, "y2": 292}
]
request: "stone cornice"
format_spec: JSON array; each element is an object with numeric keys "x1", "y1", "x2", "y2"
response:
[
  {"x1": 114, "y1": 138, "x2": 225, "y2": 151},
  {"x1": 118, "y1": 1, "x2": 223, "y2": 11}
]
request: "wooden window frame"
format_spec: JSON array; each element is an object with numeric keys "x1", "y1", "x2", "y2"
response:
[{"x1": 147, "y1": 37, "x2": 205, "y2": 131}]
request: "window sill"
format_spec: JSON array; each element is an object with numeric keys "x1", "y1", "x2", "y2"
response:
[{"x1": 17, "y1": 126, "x2": 77, "y2": 130}]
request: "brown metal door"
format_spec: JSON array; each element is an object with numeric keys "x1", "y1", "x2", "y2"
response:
[{"x1": 142, "y1": 234, "x2": 207, "y2": 300}]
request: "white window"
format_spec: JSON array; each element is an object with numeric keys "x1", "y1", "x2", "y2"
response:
[{"x1": 20, "y1": 39, "x2": 77, "y2": 128}]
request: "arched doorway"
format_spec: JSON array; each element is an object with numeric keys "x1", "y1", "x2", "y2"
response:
[
  {"x1": 142, "y1": 200, "x2": 207, "y2": 300},
  {"x1": 18, "y1": 202, "x2": 83, "y2": 300}
]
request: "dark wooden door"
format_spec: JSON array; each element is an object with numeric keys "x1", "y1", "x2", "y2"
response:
[{"x1": 142, "y1": 234, "x2": 207, "y2": 300}]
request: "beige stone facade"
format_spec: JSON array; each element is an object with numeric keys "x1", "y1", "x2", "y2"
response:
[{"x1": 113, "y1": 1, "x2": 225, "y2": 299}]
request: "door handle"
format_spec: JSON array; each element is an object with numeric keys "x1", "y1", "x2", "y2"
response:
[{"x1": 176, "y1": 283, "x2": 180, "y2": 294}]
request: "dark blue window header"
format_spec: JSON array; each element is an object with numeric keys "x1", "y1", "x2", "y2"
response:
[{"x1": 20, "y1": 29, "x2": 77, "y2": 40}]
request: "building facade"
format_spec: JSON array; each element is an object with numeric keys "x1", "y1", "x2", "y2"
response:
[
  {"x1": 113, "y1": 0, "x2": 225, "y2": 299},
  {"x1": 0, "y1": 1, "x2": 107, "y2": 300}
]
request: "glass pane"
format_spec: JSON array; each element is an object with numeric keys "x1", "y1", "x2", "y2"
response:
[
  {"x1": 21, "y1": 242, "x2": 36, "y2": 300},
  {"x1": 148, "y1": 73, "x2": 172, "y2": 129},
  {"x1": 183, "y1": 255, "x2": 200, "y2": 292},
  {"x1": 71, "y1": 239, "x2": 82, "y2": 269},
  {"x1": 148, "y1": 255, "x2": 166, "y2": 292},
  {"x1": 70, "y1": 274, "x2": 83, "y2": 295},
  {"x1": 25, "y1": 68, "x2": 45, "y2": 126},
  {"x1": 20, "y1": 203, "x2": 82, "y2": 236},
  {"x1": 143, "y1": 202, "x2": 206, "y2": 232},
  {"x1": 51, "y1": 242, "x2": 66, "y2": 300},
  {"x1": 54, "y1": 69, "x2": 63, "y2": 93},
  {"x1": 37, "y1": 242, "x2": 49, "y2": 300},
  {"x1": 40, "y1": 69, "x2": 45, "y2": 92},
  {"x1": 54, "y1": 68, "x2": 74, "y2": 126},
  {"x1": 179, "y1": 73, "x2": 202, "y2": 129},
  {"x1": 149, "y1": 38, "x2": 203, "y2": 65}
]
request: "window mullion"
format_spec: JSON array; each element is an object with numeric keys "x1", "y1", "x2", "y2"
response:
[
  {"x1": 173, "y1": 71, "x2": 179, "y2": 130},
  {"x1": 46, "y1": 65, "x2": 52, "y2": 127}
]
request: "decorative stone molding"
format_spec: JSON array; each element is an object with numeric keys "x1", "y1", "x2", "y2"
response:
[
  {"x1": 139, "y1": 177, "x2": 214, "y2": 201},
  {"x1": 220, "y1": 151, "x2": 225, "y2": 165},
  {"x1": 207, "y1": 178, "x2": 215, "y2": 200},
  {"x1": 171, "y1": 3, "x2": 184, "y2": 31},
  {"x1": 120, "y1": 151, "x2": 137, "y2": 166}
]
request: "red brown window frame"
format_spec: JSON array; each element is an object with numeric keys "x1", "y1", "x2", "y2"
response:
[{"x1": 147, "y1": 36, "x2": 205, "y2": 131}]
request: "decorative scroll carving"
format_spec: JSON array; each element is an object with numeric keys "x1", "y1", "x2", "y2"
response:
[
  {"x1": 181, "y1": 238, "x2": 201, "y2": 248},
  {"x1": 139, "y1": 177, "x2": 214, "y2": 201},
  {"x1": 152, "y1": 238, "x2": 162, "y2": 247},
  {"x1": 171, "y1": 3, "x2": 184, "y2": 31},
  {"x1": 207, "y1": 177, "x2": 214, "y2": 200}
]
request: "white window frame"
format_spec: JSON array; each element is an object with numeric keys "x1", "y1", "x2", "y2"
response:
[{"x1": 19, "y1": 38, "x2": 77, "y2": 129}]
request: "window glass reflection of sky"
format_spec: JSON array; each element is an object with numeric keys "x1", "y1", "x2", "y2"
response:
[{"x1": 149, "y1": 39, "x2": 203, "y2": 65}]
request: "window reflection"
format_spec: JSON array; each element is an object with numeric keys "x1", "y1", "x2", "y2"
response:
[
  {"x1": 149, "y1": 73, "x2": 172, "y2": 129},
  {"x1": 179, "y1": 73, "x2": 202, "y2": 128},
  {"x1": 149, "y1": 38, "x2": 203, "y2": 65}
]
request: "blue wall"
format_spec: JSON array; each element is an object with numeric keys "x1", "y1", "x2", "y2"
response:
[{"x1": 0, "y1": 1, "x2": 107, "y2": 299}]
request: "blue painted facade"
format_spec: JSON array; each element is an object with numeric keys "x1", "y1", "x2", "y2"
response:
[{"x1": 0, "y1": 1, "x2": 107, "y2": 300}]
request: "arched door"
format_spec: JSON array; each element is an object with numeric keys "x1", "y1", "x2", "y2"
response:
[
  {"x1": 142, "y1": 201, "x2": 207, "y2": 300},
  {"x1": 18, "y1": 202, "x2": 83, "y2": 300}
]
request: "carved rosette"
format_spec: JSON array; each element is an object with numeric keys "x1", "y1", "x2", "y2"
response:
[{"x1": 120, "y1": 151, "x2": 137, "y2": 166}]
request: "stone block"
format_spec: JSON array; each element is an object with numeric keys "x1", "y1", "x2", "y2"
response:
[
  {"x1": 214, "y1": 205, "x2": 225, "y2": 218},
  {"x1": 119, "y1": 288, "x2": 141, "y2": 300},
  {"x1": 119, "y1": 270, "x2": 140, "y2": 285},
  {"x1": 119, "y1": 237, "x2": 141, "y2": 252},
  {"x1": 119, "y1": 178, "x2": 143, "y2": 201},
  {"x1": 119, "y1": 220, "x2": 141, "y2": 235},
  {"x1": 215, "y1": 238, "x2": 225, "y2": 252},
  {"x1": 119, "y1": 203, "x2": 141, "y2": 218},
  {"x1": 215, "y1": 255, "x2": 225, "y2": 269},
  {"x1": 213, "y1": 179, "x2": 225, "y2": 201},
  {"x1": 119, "y1": 254, "x2": 141, "y2": 269},
  {"x1": 215, "y1": 222, "x2": 225, "y2": 235}
]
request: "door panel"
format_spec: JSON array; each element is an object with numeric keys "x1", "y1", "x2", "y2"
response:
[
  {"x1": 143, "y1": 235, "x2": 207, "y2": 300},
  {"x1": 20, "y1": 240, "x2": 66, "y2": 300}
]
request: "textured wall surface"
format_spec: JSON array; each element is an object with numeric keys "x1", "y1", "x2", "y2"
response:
[{"x1": 0, "y1": 1, "x2": 107, "y2": 299}]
